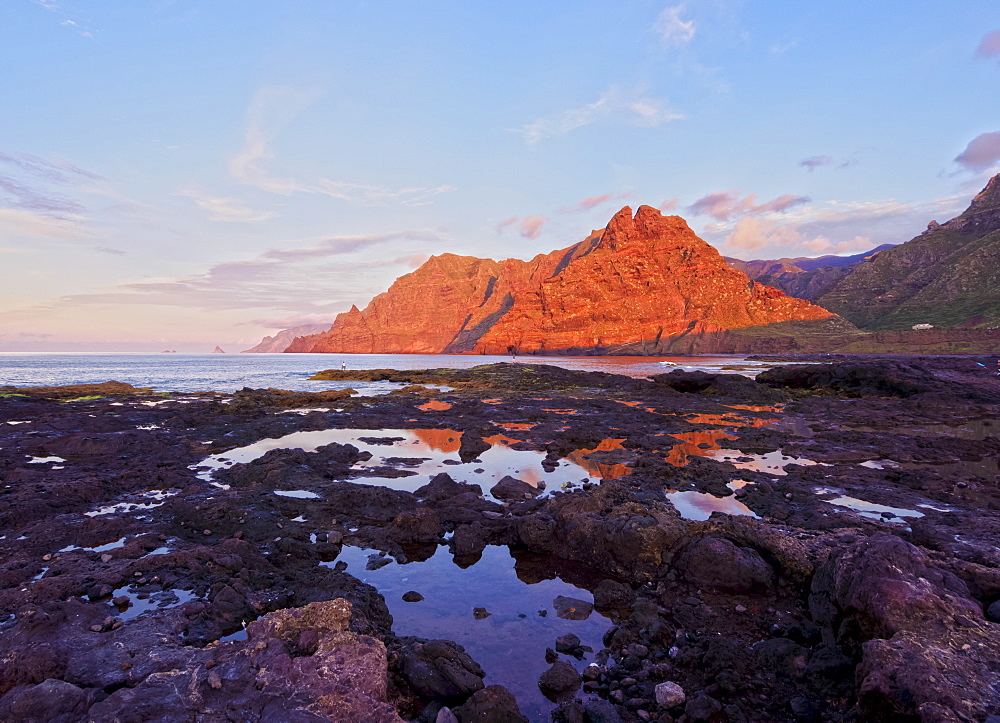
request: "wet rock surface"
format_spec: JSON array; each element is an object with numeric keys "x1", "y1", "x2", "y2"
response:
[{"x1": 0, "y1": 358, "x2": 998, "y2": 721}]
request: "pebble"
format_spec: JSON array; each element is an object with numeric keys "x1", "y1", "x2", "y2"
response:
[
  {"x1": 582, "y1": 664, "x2": 602, "y2": 681},
  {"x1": 89, "y1": 624, "x2": 103, "y2": 633},
  {"x1": 100, "y1": 554, "x2": 113, "y2": 563},
  {"x1": 207, "y1": 671, "x2": 222, "y2": 689},
  {"x1": 401, "y1": 591, "x2": 424, "y2": 602},
  {"x1": 668, "y1": 646, "x2": 680, "y2": 659},
  {"x1": 473, "y1": 607, "x2": 491, "y2": 619},
  {"x1": 203, "y1": 529, "x2": 212, "y2": 536},
  {"x1": 735, "y1": 604, "x2": 748, "y2": 613},
  {"x1": 112, "y1": 596, "x2": 130, "y2": 606},
  {"x1": 42, "y1": 554, "x2": 52, "y2": 561},
  {"x1": 655, "y1": 681, "x2": 686, "y2": 708}
]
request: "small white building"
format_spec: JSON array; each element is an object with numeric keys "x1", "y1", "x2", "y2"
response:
[{"x1": 912, "y1": 323, "x2": 934, "y2": 330}]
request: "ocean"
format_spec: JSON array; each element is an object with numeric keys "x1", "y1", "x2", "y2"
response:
[{"x1": 0, "y1": 352, "x2": 767, "y2": 394}]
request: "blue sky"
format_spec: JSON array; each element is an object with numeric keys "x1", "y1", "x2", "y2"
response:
[{"x1": 1, "y1": 1, "x2": 999, "y2": 351}]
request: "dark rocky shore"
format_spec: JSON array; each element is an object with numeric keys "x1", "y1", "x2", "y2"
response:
[{"x1": 1, "y1": 358, "x2": 998, "y2": 722}]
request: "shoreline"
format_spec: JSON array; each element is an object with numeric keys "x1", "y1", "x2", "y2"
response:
[{"x1": 1, "y1": 359, "x2": 998, "y2": 720}]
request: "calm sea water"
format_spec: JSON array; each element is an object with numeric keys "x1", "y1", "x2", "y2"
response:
[{"x1": 0, "y1": 352, "x2": 763, "y2": 393}]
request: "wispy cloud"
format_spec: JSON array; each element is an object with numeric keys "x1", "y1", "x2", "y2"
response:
[
  {"x1": 687, "y1": 190, "x2": 810, "y2": 221},
  {"x1": 557, "y1": 192, "x2": 630, "y2": 214},
  {"x1": 0, "y1": 150, "x2": 103, "y2": 225},
  {"x1": 653, "y1": 5, "x2": 696, "y2": 45},
  {"x1": 518, "y1": 215, "x2": 549, "y2": 239},
  {"x1": 33, "y1": 1, "x2": 96, "y2": 39},
  {"x1": 2, "y1": 229, "x2": 444, "y2": 323},
  {"x1": 179, "y1": 188, "x2": 277, "y2": 223},
  {"x1": 709, "y1": 195, "x2": 967, "y2": 259},
  {"x1": 0, "y1": 208, "x2": 88, "y2": 239},
  {"x1": 974, "y1": 29, "x2": 1000, "y2": 61},
  {"x1": 659, "y1": 198, "x2": 679, "y2": 212},
  {"x1": 954, "y1": 131, "x2": 1000, "y2": 172},
  {"x1": 799, "y1": 155, "x2": 833, "y2": 172},
  {"x1": 231, "y1": 86, "x2": 456, "y2": 206},
  {"x1": 495, "y1": 216, "x2": 519, "y2": 232},
  {"x1": 517, "y1": 86, "x2": 683, "y2": 144}
]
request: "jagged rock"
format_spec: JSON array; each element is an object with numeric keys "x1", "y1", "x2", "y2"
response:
[
  {"x1": 287, "y1": 206, "x2": 836, "y2": 355},
  {"x1": 391, "y1": 508, "x2": 442, "y2": 544},
  {"x1": 85, "y1": 598, "x2": 403, "y2": 721},
  {"x1": 392, "y1": 638, "x2": 485, "y2": 703},
  {"x1": 0, "y1": 679, "x2": 93, "y2": 722},
  {"x1": 452, "y1": 684, "x2": 527, "y2": 722},
  {"x1": 490, "y1": 475, "x2": 541, "y2": 501},
  {"x1": 809, "y1": 534, "x2": 1000, "y2": 721},
  {"x1": 673, "y1": 536, "x2": 775, "y2": 593},
  {"x1": 537, "y1": 660, "x2": 581, "y2": 699}
]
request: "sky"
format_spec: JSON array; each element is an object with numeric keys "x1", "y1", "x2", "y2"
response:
[{"x1": 2, "y1": 1, "x2": 999, "y2": 352}]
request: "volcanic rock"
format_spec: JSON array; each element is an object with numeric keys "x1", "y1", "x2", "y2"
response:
[{"x1": 287, "y1": 206, "x2": 837, "y2": 355}]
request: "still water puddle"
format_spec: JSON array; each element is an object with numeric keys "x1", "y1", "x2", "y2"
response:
[
  {"x1": 666, "y1": 480, "x2": 758, "y2": 521},
  {"x1": 60, "y1": 536, "x2": 128, "y2": 553},
  {"x1": 824, "y1": 495, "x2": 923, "y2": 521},
  {"x1": 85, "y1": 489, "x2": 179, "y2": 517},
  {"x1": 193, "y1": 428, "x2": 630, "y2": 497},
  {"x1": 326, "y1": 545, "x2": 614, "y2": 720},
  {"x1": 814, "y1": 487, "x2": 924, "y2": 522},
  {"x1": 706, "y1": 449, "x2": 824, "y2": 476},
  {"x1": 111, "y1": 587, "x2": 198, "y2": 621},
  {"x1": 28, "y1": 455, "x2": 66, "y2": 464}
]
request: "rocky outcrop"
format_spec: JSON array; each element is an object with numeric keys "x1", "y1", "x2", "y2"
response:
[
  {"x1": 0, "y1": 598, "x2": 403, "y2": 722},
  {"x1": 287, "y1": 206, "x2": 839, "y2": 355},
  {"x1": 810, "y1": 535, "x2": 1000, "y2": 721},
  {"x1": 243, "y1": 324, "x2": 331, "y2": 353}
]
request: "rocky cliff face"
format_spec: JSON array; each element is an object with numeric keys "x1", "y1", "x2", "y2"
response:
[
  {"x1": 287, "y1": 206, "x2": 839, "y2": 355},
  {"x1": 760, "y1": 174, "x2": 1000, "y2": 330},
  {"x1": 243, "y1": 324, "x2": 331, "y2": 353}
]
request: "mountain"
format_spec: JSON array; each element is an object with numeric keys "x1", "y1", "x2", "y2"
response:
[
  {"x1": 725, "y1": 244, "x2": 895, "y2": 283},
  {"x1": 212, "y1": 346, "x2": 225, "y2": 354},
  {"x1": 286, "y1": 206, "x2": 845, "y2": 355},
  {"x1": 242, "y1": 324, "x2": 332, "y2": 353},
  {"x1": 770, "y1": 174, "x2": 1000, "y2": 330}
]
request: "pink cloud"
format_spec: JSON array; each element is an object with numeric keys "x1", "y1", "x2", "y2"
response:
[
  {"x1": 954, "y1": 131, "x2": 1000, "y2": 171},
  {"x1": 687, "y1": 190, "x2": 810, "y2": 221},
  {"x1": 495, "y1": 216, "x2": 519, "y2": 233},
  {"x1": 975, "y1": 29, "x2": 1000, "y2": 60},
  {"x1": 558, "y1": 192, "x2": 630, "y2": 213},
  {"x1": 658, "y1": 198, "x2": 679, "y2": 212},
  {"x1": 519, "y1": 214, "x2": 548, "y2": 239}
]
